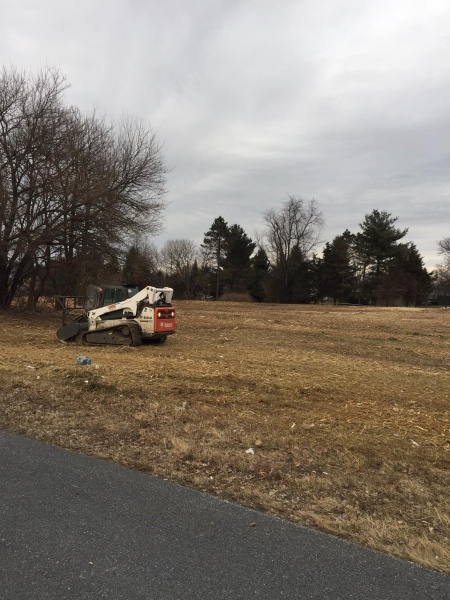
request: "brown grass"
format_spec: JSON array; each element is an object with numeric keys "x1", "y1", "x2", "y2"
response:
[
  {"x1": 0, "y1": 301, "x2": 449, "y2": 572},
  {"x1": 219, "y1": 292, "x2": 255, "y2": 302}
]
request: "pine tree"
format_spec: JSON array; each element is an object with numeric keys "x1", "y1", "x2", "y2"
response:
[
  {"x1": 223, "y1": 224, "x2": 256, "y2": 292},
  {"x1": 354, "y1": 210, "x2": 408, "y2": 304},
  {"x1": 249, "y1": 248, "x2": 270, "y2": 302},
  {"x1": 201, "y1": 217, "x2": 229, "y2": 299},
  {"x1": 318, "y1": 231, "x2": 355, "y2": 304}
]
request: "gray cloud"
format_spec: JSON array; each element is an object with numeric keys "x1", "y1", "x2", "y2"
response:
[{"x1": 1, "y1": 0, "x2": 449, "y2": 267}]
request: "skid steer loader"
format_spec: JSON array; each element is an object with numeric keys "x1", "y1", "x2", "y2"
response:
[{"x1": 56, "y1": 284, "x2": 176, "y2": 346}]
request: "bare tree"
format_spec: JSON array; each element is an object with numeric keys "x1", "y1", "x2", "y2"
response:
[
  {"x1": 0, "y1": 66, "x2": 68, "y2": 306},
  {"x1": 264, "y1": 196, "x2": 323, "y2": 263},
  {"x1": 263, "y1": 195, "x2": 323, "y2": 302},
  {"x1": 436, "y1": 237, "x2": 450, "y2": 306},
  {"x1": 161, "y1": 239, "x2": 198, "y2": 297},
  {"x1": 0, "y1": 66, "x2": 168, "y2": 307},
  {"x1": 438, "y1": 237, "x2": 450, "y2": 267},
  {"x1": 49, "y1": 110, "x2": 167, "y2": 293}
]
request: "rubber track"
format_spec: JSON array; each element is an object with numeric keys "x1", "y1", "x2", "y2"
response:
[
  {"x1": 83, "y1": 322, "x2": 142, "y2": 347},
  {"x1": 127, "y1": 322, "x2": 143, "y2": 346}
]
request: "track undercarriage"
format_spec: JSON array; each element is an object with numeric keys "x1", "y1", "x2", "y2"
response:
[
  {"x1": 57, "y1": 319, "x2": 143, "y2": 346},
  {"x1": 82, "y1": 322, "x2": 142, "y2": 346}
]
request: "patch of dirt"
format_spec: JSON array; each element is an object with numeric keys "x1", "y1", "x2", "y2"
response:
[{"x1": 0, "y1": 302, "x2": 449, "y2": 572}]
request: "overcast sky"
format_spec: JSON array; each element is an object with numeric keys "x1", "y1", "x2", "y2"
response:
[{"x1": 2, "y1": 0, "x2": 449, "y2": 267}]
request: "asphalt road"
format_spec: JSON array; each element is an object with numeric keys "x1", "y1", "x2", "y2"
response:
[{"x1": 0, "y1": 430, "x2": 449, "y2": 599}]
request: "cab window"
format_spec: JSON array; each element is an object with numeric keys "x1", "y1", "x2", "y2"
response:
[{"x1": 102, "y1": 288, "x2": 125, "y2": 306}]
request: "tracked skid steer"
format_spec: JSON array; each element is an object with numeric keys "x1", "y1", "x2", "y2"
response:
[{"x1": 57, "y1": 284, "x2": 176, "y2": 347}]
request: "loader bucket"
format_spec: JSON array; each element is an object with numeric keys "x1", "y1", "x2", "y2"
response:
[{"x1": 56, "y1": 322, "x2": 81, "y2": 343}]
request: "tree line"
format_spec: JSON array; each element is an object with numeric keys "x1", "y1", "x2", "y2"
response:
[
  {"x1": 121, "y1": 197, "x2": 435, "y2": 307},
  {"x1": 1, "y1": 67, "x2": 445, "y2": 308},
  {"x1": 118, "y1": 196, "x2": 434, "y2": 306}
]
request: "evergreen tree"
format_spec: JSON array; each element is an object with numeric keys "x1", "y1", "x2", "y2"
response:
[
  {"x1": 377, "y1": 242, "x2": 432, "y2": 306},
  {"x1": 123, "y1": 242, "x2": 160, "y2": 288},
  {"x1": 288, "y1": 246, "x2": 315, "y2": 303},
  {"x1": 318, "y1": 231, "x2": 355, "y2": 303},
  {"x1": 223, "y1": 224, "x2": 256, "y2": 292},
  {"x1": 249, "y1": 247, "x2": 270, "y2": 302},
  {"x1": 201, "y1": 217, "x2": 229, "y2": 299},
  {"x1": 202, "y1": 218, "x2": 256, "y2": 298},
  {"x1": 189, "y1": 260, "x2": 203, "y2": 299},
  {"x1": 354, "y1": 210, "x2": 408, "y2": 304}
]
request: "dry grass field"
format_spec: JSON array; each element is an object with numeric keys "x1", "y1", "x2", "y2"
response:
[{"x1": 0, "y1": 301, "x2": 449, "y2": 572}]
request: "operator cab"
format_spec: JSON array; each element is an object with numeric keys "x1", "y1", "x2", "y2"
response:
[{"x1": 84, "y1": 284, "x2": 140, "y2": 311}]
